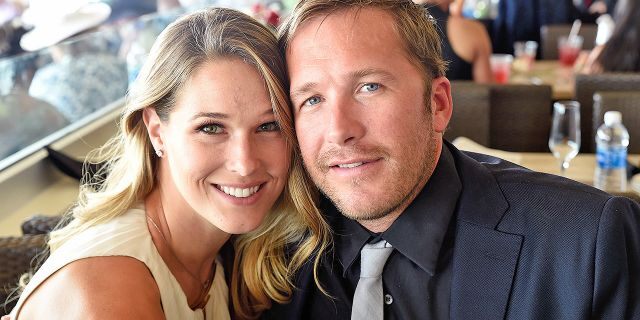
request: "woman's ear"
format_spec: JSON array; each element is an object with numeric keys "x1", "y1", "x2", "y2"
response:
[{"x1": 142, "y1": 107, "x2": 164, "y2": 154}]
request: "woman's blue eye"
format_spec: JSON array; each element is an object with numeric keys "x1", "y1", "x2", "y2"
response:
[
  {"x1": 361, "y1": 83, "x2": 380, "y2": 92},
  {"x1": 258, "y1": 121, "x2": 280, "y2": 132},
  {"x1": 303, "y1": 96, "x2": 321, "y2": 107},
  {"x1": 199, "y1": 124, "x2": 223, "y2": 134}
]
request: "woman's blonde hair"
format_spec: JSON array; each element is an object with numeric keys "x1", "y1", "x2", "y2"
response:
[{"x1": 46, "y1": 7, "x2": 330, "y2": 319}]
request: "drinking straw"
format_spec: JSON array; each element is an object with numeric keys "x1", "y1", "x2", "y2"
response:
[{"x1": 569, "y1": 19, "x2": 582, "y2": 41}]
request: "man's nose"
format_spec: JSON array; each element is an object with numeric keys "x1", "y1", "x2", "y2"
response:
[{"x1": 326, "y1": 97, "x2": 366, "y2": 146}]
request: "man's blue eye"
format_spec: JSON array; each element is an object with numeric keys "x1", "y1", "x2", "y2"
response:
[
  {"x1": 304, "y1": 96, "x2": 321, "y2": 106},
  {"x1": 361, "y1": 83, "x2": 380, "y2": 92}
]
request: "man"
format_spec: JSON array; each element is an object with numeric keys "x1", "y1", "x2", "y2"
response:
[{"x1": 264, "y1": 0, "x2": 640, "y2": 319}]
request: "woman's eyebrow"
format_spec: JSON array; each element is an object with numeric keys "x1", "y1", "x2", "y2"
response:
[{"x1": 191, "y1": 112, "x2": 228, "y2": 121}]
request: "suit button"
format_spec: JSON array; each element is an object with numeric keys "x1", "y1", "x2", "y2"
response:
[{"x1": 384, "y1": 294, "x2": 393, "y2": 305}]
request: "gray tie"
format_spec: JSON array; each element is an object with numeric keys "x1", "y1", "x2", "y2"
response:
[{"x1": 351, "y1": 240, "x2": 393, "y2": 320}]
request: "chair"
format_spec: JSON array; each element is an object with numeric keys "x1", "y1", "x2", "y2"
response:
[
  {"x1": 610, "y1": 191, "x2": 640, "y2": 204},
  {"x1": 0, "y1": 214, "x2": 62, "y2": 313},
  {"x1": 20, "y1": 215, "x2": 64, "y2": 235},
  {"x1": 575, "y1": 73, "x2": 640, "y2": 152},
  {"x1": 489, "y1": 84, "x2": 553, "y2": 152},
  {"x1": 446, "y1": 81, "x2": 491, "y2": 146},
  {"x1": 0, "y1": 234, "x2": 48, "y2": 314},
  {"x1": 593, "y1": 91, "x2": 640, "y2": 154},
  {"x1": 540, "y1": 24, "x2": 598, "y2": 60}
]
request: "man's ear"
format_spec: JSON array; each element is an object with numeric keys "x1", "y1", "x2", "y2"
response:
[
  {"x1": 429, "y1": 76, "x2": 453, "y2": 133},
  {"x1": 142, "y1": 107, "x2": 164, "y2": 152}
]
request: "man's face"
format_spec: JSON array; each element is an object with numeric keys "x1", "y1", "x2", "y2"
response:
[{"x1": 286, "y1": 7, "x2": 452, "y2": 231}]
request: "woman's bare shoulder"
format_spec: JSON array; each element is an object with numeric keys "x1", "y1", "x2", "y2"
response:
[
  {"x1": 450, "y1": 16, "x2": 486, "y2": 32},
  {"x1": 448, "y1": 16, "x2": 492, "y2": 70},
  {"x1": 17, "y1": 256, "x2": 164, "y2": 320}
]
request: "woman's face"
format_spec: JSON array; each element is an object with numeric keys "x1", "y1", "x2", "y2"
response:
[{"x1": 146, "y1": 58, "x2": 290, "y2": 234}]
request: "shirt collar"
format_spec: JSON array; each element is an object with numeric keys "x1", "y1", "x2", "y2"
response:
[{"x1": 331, "y1": 144, "x2": 462, "y2": 276}]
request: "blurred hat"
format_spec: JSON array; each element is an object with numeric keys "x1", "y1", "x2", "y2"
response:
[{"x1": 20, "y1": 0, "x2": 111, "y2": 52}]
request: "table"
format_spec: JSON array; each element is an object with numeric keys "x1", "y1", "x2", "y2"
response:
[
  {"x1": 453, "y1": 137, "x2": 640, "y2": 193},
  {"x1": 518, "y1": 153, "x2": 640, "y2": 186},
  {"x1": 509, "y1": 60, "x2": 576, "y2": 100}
]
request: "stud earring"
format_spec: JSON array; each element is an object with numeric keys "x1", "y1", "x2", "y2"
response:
[{"x1": 155, "y1": 148, "x2": 164, "y2": 158}]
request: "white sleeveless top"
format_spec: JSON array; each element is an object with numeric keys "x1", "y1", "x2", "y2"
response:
[{"x1": 10, "y1": 206, "x2": 230, "y2": 320}]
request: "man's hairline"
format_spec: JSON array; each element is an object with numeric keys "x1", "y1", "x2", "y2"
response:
[{"x1": 283, "y1": 5, "x2": 436, "y2": 98}]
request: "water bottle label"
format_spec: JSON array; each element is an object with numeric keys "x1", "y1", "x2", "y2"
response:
[{"x1": 596, "y1": 146, "x2": 627, "y2": 169}]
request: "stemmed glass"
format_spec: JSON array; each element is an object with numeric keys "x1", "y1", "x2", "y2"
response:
[{"x1": 549, "y1": 101, "x2": 581, "y2": 176}]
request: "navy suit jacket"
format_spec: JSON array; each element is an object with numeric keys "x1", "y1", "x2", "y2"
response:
[{"x1": 263, "y1": 144, "x2": 640, "y2": 319}]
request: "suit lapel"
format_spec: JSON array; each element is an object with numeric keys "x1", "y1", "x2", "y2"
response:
[
  {"x1": 448, "y1": 146, "x2": 523, "y2": 320},
  {"x1": 450, "y1": 221, "x2": 522, "y2": 319}
]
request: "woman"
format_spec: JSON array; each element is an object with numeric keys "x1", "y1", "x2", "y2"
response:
[
  {"x1": 8, "y1": 7, "x2": 330, "y2": 319},
  {"x1": 416, "y1": 0, "x2": 493, "y2": 83},
  {"x1": 581, "y1": 0, "x2": 640, "y2": 73}
]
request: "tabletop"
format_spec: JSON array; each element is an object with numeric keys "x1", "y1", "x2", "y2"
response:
[
  {"x1": 453, "y1": 137, "x2": 640, "y2": 194},
  {"x1": 509, "y1": 60, "x2": 576, "y2": 100}
]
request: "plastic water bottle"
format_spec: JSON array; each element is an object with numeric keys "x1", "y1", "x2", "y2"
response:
[{"x1": 594, "y1": 111, "x2": 629, "y2": 192}]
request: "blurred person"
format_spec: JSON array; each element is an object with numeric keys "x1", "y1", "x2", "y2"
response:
[
  {"x1": 580, "y1": 0, "x2": 617, "y2": 15},
  {"x1": 415, "y1": 0, "x2": 492, "y2": 83},
  {"x1": 0, "y1": 0, "x2": 20, "y2": 25},
  {"x1": 580, "y1": 0, "x2": 640, "y2": 73},
  {"x1": 100, "y1": 0, "x2": 157, "y2": 26},
  {"x1": 0, "y1": 0, "x2": 27, "y2": 57},
  {"x1": 156, "y1": 0, "x2": 181, "y2": 12},
  {"x1": 0, "y1": 54, "x2": 68, "y2": 161},
  {"x1": 492, "y1": 0, "x2": 584, "y2": 55},
  {"x1": 448, "y1": 0, "x2": 463, "y2": 16},
  {"x1": 26, "y1": 32, "x2": 128, "y2": 123},
  {"x1": 264, "y1": 0, "x2": 640, "y2": 318},
  {"x1": 15, "y1": 0, "x2": 128, "y2": 123},
  {"x1": 7, "y1": 7, "x2": 329, "y2": 319}
]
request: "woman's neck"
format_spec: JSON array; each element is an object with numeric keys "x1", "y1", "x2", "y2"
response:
[{"x1": 145, "y1": 187, "x2": 230, "y2": 283}]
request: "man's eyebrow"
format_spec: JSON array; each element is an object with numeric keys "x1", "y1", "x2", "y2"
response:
[
  {"x1": 348, "y1": 68, "x2": 396, "y2": 82},
  {"x1": 290, "y1": 82, "x2": 319, "y2": 101}
]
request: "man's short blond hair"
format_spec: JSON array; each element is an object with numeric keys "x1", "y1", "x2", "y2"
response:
[{"x1": 278, "y1": 0, "x2": 448, "y2": 83}]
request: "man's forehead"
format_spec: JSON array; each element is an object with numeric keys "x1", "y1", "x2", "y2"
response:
[{"x1": 286, "y1": 6, "x2": 398, "y2": 54}]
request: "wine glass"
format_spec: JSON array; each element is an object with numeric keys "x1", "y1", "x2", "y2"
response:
[{"x1": 549, "y1": 101, "x2": 581, "y2": 176}]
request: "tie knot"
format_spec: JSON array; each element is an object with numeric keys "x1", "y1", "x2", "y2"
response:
[{"x1": 360, "y1": 240, "x2": 393, "y2": 278}]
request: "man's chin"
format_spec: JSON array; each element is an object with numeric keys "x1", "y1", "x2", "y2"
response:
[
  {"x1": 341, "y1": 209, "x2": 388, "y2": 222},
  {"x1": 330, "y1": 196, "x2": 394, "y2": 221}
]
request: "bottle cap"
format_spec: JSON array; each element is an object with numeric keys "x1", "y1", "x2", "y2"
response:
[{"x1": 604, "y1": 111, "x2": 622, "y2": 126}]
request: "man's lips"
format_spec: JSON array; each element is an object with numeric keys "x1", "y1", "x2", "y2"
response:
[
  {"x1": 317, "y1": 146, "x2": 387, "y2": 171},
  {"x1": 327, "y1": 157, "x2": 382, "y2": 169},
  {"x1": 335, "y1": 162, "x2": 364, "y2": 168}
]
